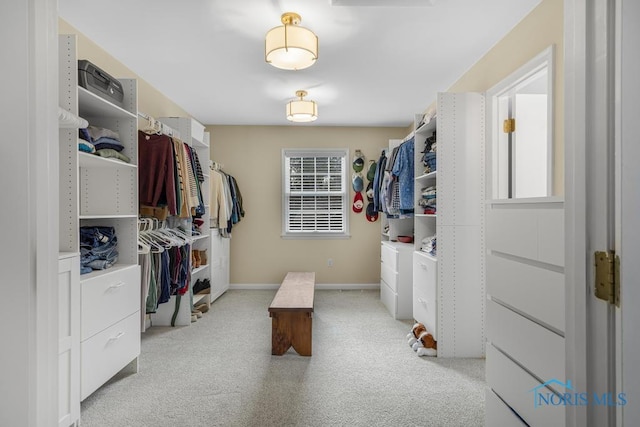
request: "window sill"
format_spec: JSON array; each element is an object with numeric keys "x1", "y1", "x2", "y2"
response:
[{"x1": 281, "y1": 233, "x2": 351, "y2": 240}]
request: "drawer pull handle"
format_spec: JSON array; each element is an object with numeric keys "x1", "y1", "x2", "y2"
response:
[
  {"x1": 418, "y1": 297, "x2": 428, "y2": 305},
  {"x1": 108, "y1": 281, "x2": 126, "y2": 289},
  {"x1": 109, "y1": 332, "x2": 125, "y2": 341},
  {"x1": 420, "y1": 263, "x2": 427, "y2": 270}
]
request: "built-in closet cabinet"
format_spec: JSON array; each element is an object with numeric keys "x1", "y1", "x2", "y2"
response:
[
  {"x1": 209, "y1": 228, "x2": 230, "y2": 302},
  {"x1": 58, "y1": 34, "x2": 141, "y2": 408},
  {"x1": 147, "y1": 117, "x2": 212, "y2": 325},
  {"x1": 411, "y1": 92, "x2": 486, "y2": 357},
  {"x1": 380, "y1": 138, "x2": 414, "y2": 320}
]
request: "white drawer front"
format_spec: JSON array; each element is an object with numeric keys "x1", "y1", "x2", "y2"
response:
[
  {"x1": 381, "y1": 264, "x2": 398, "y2": 292},
  {"x1": 81, "y1": 266, "x2": 140, "y2": 340},
  {"x1": 380, "y1": 243, "x2": 398, "y2": 271},
  {"x1": 487, "y1": 299, "x2": 565, "y2": 382},
  {"x1": 380, "y1": 279, "x2": 397, "y2": 318},
  {"x1": 486, "y1": 344, "x2": 565, "y2": 426},
  {"x1": 485, "y1": 388, "x2": 527, "y2": 427},
  {"x1": 487, "y1": 253, "x2": 565, "y2": 333},
  {"x1": 81, "y1": 311, "x2": 140, "y2": 401},
  {"x1": 413, "y1": 254, "x2": 437, "y2": 339}
]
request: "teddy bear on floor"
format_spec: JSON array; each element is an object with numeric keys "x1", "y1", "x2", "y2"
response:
[
  {"x1": 406, "y1": 322, "x2": 426, "y2": 347},
  {"x1": 413, "y1": 330, "x2": 437, "y2": 357}
]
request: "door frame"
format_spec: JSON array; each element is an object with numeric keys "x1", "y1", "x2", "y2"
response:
[
  {"x1": 615, "y1": 0, "x2": 640, "y2": 424},
  {"x1": 565, "y1": 0, "x2": 620, "y2": 425},
  {"x1": 0, "y1": 0, "x2": 59, "y2": 425}
]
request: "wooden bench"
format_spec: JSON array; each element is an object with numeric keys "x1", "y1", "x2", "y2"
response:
[{"x1": 268, "y1": 272, "x2": 315, "y2": 356}]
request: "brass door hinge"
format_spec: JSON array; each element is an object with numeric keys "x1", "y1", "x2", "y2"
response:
[
  {"x1": 595, "y1": 250, "x2": 620, "y2": 307},
  {"x1": 503, "y1": 118, "x2": 516, "y2": 133}
]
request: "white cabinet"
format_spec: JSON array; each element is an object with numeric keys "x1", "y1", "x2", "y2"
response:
[
  {"x1": 485, "y1": 199, "x2": 565, "y2": 425},
  {"x1": 411, "y1": 92, "x2": 486, "y2": 357},
  {"x1": 380, "y1": 241, "x2": 413, "y2": 319},
  {"x1": 58, "y1": 254, "x2": 80, "y2": 427},
  {"x1": 59, "y1": 34, "x2": 140, "y2": 404},
  {"x1": 210, "y1": 228, "x2": 230, "y2": 302}
]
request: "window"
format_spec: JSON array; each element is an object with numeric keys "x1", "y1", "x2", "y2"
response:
[
  {"x1": 282, "y1": 149, "x2": 349, "y2": 238},
  {"x1": 487, "y1": 45, "x2": 554, "y2": 199}
]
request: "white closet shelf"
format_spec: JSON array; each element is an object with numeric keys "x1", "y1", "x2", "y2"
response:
[
  {"x1": 78, "y1": 86, "x2": 136, "y2": 119},
  {"x1": 79, "y1": 214, "x2": 138, "y2": 220},
  {"x1": 191, "y1": 234, "x2": 210, "y2": 242},
  {"x1": 416, "y1": 171, "x2": 437, "y2": 181},
  {"x1": 414, "y1": 250, "x2": 437, "y2": 262},
  {"x1": 193, "y1": 294, "x2": 208, "y2": 306},
  {"x1": 191, "y1": 265, "x2": 210, "y2": 275},
  {"x1": 415, "y1": 118, "x2": 437, "y2": 135},
  {"x1": 59, "y1": 251, "x2": 79, "y2": 260},
  {"x1": 78, "y1": 151, "x2": 137, "y2": 169},
  {"x1": 415, "y1": 214, "x2": 437, "y2": 218},
  {"x1": 190, "y1": 138, "x2": 209, "y2": 149},
  {"x1": 79, "y1": 263, "x2": 138, "y2": 282}
]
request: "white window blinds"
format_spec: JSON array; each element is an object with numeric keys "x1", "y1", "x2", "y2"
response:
[{"x1": 283, "y1": 149, "x2": 349, "y2": 238}]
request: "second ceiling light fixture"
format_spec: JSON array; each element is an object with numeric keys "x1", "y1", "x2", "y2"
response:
[{"x1": 265, "y1": 12, "x2": 319, "y2": 122}]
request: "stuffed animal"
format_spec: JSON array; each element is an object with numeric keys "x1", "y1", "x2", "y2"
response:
[
  {"x1": 406, "y1": 323, "x2": 427, "y2": 347},
  {"x1": 412, "y1": 330, "x2": 437, "y2": 357}
]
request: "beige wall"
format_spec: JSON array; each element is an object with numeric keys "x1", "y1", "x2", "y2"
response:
[
  {"x1": 59, "y1": 19, "x2": 192, "y2": 121},
  {"x1": 208, "y1": 125, "x2": 407, "y2": 284},
  {"x1": 443, "y1": 0, "x2": 564, "y2": 195}
]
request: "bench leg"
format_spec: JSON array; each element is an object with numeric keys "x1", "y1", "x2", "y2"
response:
[{"x1": 271, "y1": 312, "x2": 312, "y2": 356}]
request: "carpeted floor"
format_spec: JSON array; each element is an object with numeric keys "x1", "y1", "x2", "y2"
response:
[{"x1": 80, "y1": 290, "x2": 485, "y2": 426}]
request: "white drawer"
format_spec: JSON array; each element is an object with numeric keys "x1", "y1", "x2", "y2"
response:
[
  {"x1": 381, "y1": 264, "x2": 398, "y2": 291},
  {"x1": 413, "y1": 254, "x2": 437, "y2": 339},
  {"x1": 81, "y1": 265, "x2": 140, "y2": 340},
  {"x1": 485, "y1": 388, "x2": 527, "y2": 427},
  {"x1": 486, "y1": 344, "x2": 565, "y2": 426},
  {"x1": 380, "y1": 279, "x2": 397, "y2": 318},
  {"x1": 81, "y1": 311, "x2": 140, "y2": 401},
  {"x1": 380, "y1": 243, "x2": 398, "y2": 271},
  {"x1": 487, "y1": 299, "x2": 565, "y2": 383}
]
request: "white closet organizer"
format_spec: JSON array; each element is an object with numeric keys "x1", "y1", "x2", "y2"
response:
[
  {"x1": 380, "y1": 138, "x2": 414, "y2": 320},
  {"x1": 59, "y1": 34, "x2": 141, "y2": 407},
  {"x1": 209, "y1": 228, "x2": 230, "y2": 302},
  {"x1": 411, "y1": 92, "x2": 486, "y2": 358},
  {"x1": 148, "y1": 117, "x2": 212, "y2": 326}
]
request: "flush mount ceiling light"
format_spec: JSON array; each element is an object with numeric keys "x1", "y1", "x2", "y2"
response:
[
  {"x1": 286, "y1": 90, "x2": 318, "y2": 122},
  {"x1": 265, "y1": 12, "x2": 318, "y2": 71}
]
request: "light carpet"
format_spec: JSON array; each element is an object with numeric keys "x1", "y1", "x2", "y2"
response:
[{"x1": 80, "y1": 290, "x2": 486, "y2": 426}]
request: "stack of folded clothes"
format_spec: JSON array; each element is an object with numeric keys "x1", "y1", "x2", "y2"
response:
[
  {"x1": 421, "y1": 235, "x2": 437, "y2": 257},
  {"x1": 418, "y1": 185, "x2": 437, "y2": 214},
  {"x1": 80, "y1": 226, "x2": 119, "y2": 274},
  {"x1": 79, "y1": 125, "x2": 131, "y2": 163}
]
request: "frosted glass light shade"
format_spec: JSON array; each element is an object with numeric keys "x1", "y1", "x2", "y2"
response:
[
  {"x1": 286, "y1": 99, "x2": 318, "y2": 122},
  {"x1": 265, "y1": 13, "x2": 318, "y2": 71}
]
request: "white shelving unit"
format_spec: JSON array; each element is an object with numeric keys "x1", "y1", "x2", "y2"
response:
[
  {"x1": 148, "y1": 118, "x2": 212, "y2": 326},
  {"x1": 379, "y1": 138, "x2": 414, "y2": 320},
  {"x1": 411, "y1": 92, "x2": 486, "y2": 358},
  {"x1": 59, "y1": 34, "x2": 141, "y2": 410}
]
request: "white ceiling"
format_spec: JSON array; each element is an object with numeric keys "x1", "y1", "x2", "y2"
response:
[{"x1": 59, "y1": 0, "x2": 541, "y2": 127}]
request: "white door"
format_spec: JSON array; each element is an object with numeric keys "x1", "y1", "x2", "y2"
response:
[
  {"x1": 615, "y1": 0, "x2": 640, "y2": 424},
  {"x1": 566, "y1": 0, "x2": 638, "y2": 425}
]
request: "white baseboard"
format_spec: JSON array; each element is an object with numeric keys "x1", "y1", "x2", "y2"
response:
[{"x1": 230, "y1": 283, "x2": 380, "y2": 291}]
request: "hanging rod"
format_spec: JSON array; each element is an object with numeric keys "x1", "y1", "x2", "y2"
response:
[{"x1": 137, "y1": 111, "x2": 179, "y2": 138}]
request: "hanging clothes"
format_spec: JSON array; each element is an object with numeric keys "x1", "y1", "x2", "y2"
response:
[
  {"x1": 138, "y1": 131, "x2": 177, "y2": 215},
  {"x1": 209, "y1": 164, "x2": 245, "y2": 237},
  {"x1": 138, "y1": 130, "x2": 201, "y2": 219},
  {"x1": 391, "y1": 136, "x2": 415, "y2": 214}
]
